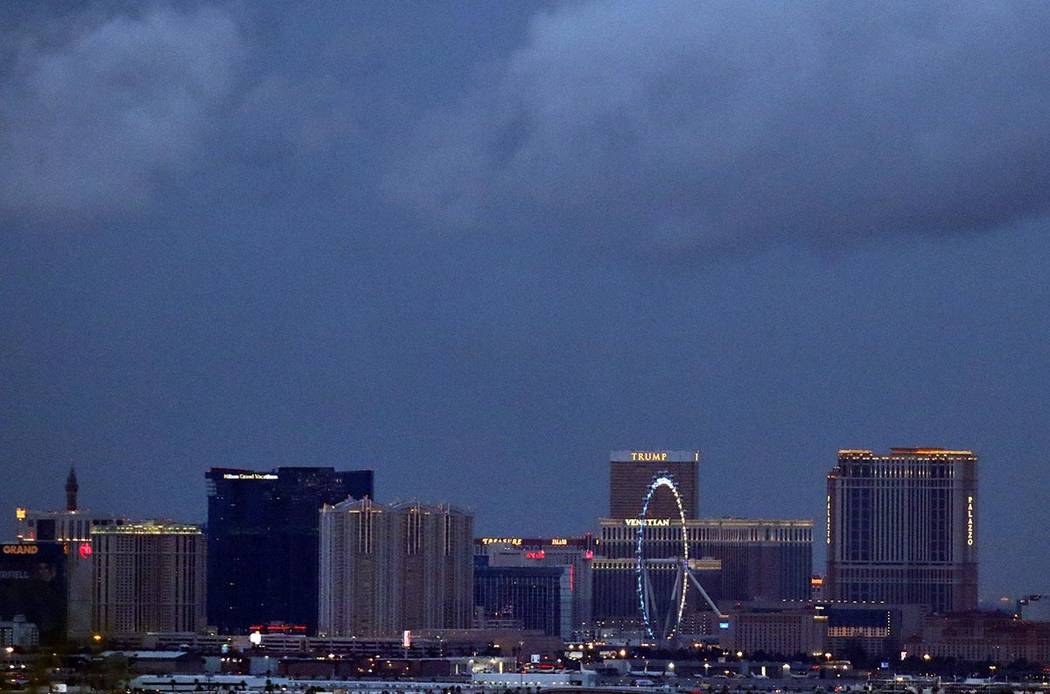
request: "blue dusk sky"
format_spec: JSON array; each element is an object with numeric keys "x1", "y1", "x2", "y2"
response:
[{"x1": 2, "y1": 2, "x2": 1049, "y2": 600}]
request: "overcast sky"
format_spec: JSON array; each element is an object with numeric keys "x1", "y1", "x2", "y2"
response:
[{"x1": 2, "y1": 1, "x2": 1049, "y2": 601}]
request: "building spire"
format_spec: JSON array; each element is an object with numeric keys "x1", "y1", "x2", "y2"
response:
[{"x1": 65, "y1": 467, "x2": 78, "y2": 512}]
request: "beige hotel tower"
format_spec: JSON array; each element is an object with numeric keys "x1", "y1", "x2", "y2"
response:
[
  {"x1": 318, "y1": 498, "x2": 473, "y2": 636},
  {"x1": 826, "y1": 447, "x2": 978, "y2": 613}
]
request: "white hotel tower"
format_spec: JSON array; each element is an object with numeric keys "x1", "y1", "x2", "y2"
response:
[{"x1": 318, "y1": 498, "x2": 473, "y2": 637}]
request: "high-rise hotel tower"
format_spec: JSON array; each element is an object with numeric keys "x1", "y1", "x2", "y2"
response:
[
  {"x1": 318, "y1": 499, "x2": 473, "y2": 637},
  {"x1": 609, "y1": 450, "x2": 699, "y2": 520},
  {"x1": 92, "y1": 521, "x2": 206, "y2": 635},
  {"x1": 205, "y1": 467, "x2": 374, "y2": 633},
  {"x1": 826, "y1": 448, "x2": 978, "y2": 613}
]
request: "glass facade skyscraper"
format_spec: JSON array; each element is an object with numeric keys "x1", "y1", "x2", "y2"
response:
[
  {"x1": 205, "y1": 466, "x2": 373, "y2": 634},
  {"x1": 474, "y1": 564, "x2": 571, "y2": 639}
]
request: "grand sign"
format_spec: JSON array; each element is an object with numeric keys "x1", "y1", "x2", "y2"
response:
[{"x1": 1, "y1": 545, "x2": 39, "y2": 555}]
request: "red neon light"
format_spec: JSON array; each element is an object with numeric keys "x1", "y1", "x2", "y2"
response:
[
  {"x1": 78, "y1": 543, "x2": 93, "y2": 559},
  {"x1": 524, "y1": 550, "x2": 545, "y2": 560},
  {"x1": 247, "y1": 624, "x2": 307, "y2": 633},
  {"x1": 569, "y1": 563, "x2": 575, "y2": 592},
  {"x1": 583, "y1": 550, "x2": 594, "y2": 560}
]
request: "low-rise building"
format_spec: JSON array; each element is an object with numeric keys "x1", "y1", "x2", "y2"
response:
[
  {"x1": 720, "y1": 605, "x2": 826, "y2": 658},
  {"x1": 98, "y1": 650, "x2": 204, "y2": 676},
  {"x1": 719, "y1": 600, "x2": 927, "y2": 660},
  {"x1": 908, "y1": 611, "x2": 1050, "y2": 665},
  {"x1": 0, "y1": 614, "x2": 39, "y2": 647}
]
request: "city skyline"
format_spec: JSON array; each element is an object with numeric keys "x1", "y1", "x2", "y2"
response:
[
  {"x1": 4, "y1": 1, "x2": 1050, "y2": 608},
  {"x1": 2, "y1": 444, "x2": 1016, "y2": 604}
]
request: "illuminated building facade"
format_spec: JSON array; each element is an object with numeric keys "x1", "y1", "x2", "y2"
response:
[
  {"x1": 15, "y1": 471, "x2": 127, "y2": 641},
  {"x1": 717, "y1": 600, "x2": 925, "y2": 660},
  {"x1": 609, "y1": 450, "x2": 699, "y2": 520},
  {"x1": 826, "y1": 448, "x2": 978, "y2": 613},
  {"x1": 0, "y1": 543, "x2": 67, "y2": 645},
  {"x1": 92, "y1": 521, "x2": 206, "y2": 635},
  {"x1": 720, "y1": 606, "x2": 827, "y2": 658},
  {"x1": 822, "y1": 602, "x2": 925, "y2": 658},
  {"x1": 318, "y1": 499, "x2": 473, "y2": 637},
  {"x1": 474, "y1": 536, "x2": 596, "y2": 632},
  {"x1": 15, "y1": 507, "x2": 127, "y2": 544},
  {"x1": 205, "y1": 466, "x2": 374, "y2": 634},
  {"x1": 592, "y1": 518, "x2": 813, "y2": 630}
]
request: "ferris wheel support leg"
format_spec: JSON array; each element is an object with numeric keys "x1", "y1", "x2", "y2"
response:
[
  {"x1": 644, "y1": 570, "x2": 660, "y2": 637},
  {"x1": 686, "y1": 568, "x2": 725, "y2": 619},
  {"x1": 662, "y1": 564, "x2": 684, "y2": 639}
]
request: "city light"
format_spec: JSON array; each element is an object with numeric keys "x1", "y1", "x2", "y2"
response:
[{"x1": 0, "y1": 443, "x2": 1017, "y2": 679}]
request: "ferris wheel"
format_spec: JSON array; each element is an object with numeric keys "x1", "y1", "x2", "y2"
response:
[{"x1": 634, "y1": 473, "x2": 724, "y2": 640}]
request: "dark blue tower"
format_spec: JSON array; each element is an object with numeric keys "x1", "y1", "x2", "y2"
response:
[{"x1": 205, "y1": 466, "x2": 373, "y2": 634}]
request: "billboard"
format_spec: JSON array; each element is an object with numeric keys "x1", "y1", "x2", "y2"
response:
[{"x1": 0, "y1": 543, "x2": 67, "y2": 644}]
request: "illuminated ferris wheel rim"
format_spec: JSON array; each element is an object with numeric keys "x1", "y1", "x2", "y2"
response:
[{"x1": 634, "y1": 473, "x2": 689, "y2": 639}]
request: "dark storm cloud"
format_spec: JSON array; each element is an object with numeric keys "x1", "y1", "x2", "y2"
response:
[
  {"x1": 388, "y1": 1, "x2": 1050, "y2": 252},
  {"x1": 0, "y1": 2, "x2": 507, "y2": 226},
  {"x1": 0, "y1": 5, "x2": 244, "y2": 217},
  {"x1": 2, "y1": 0, "x2": 1049, "y2": 601}
]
